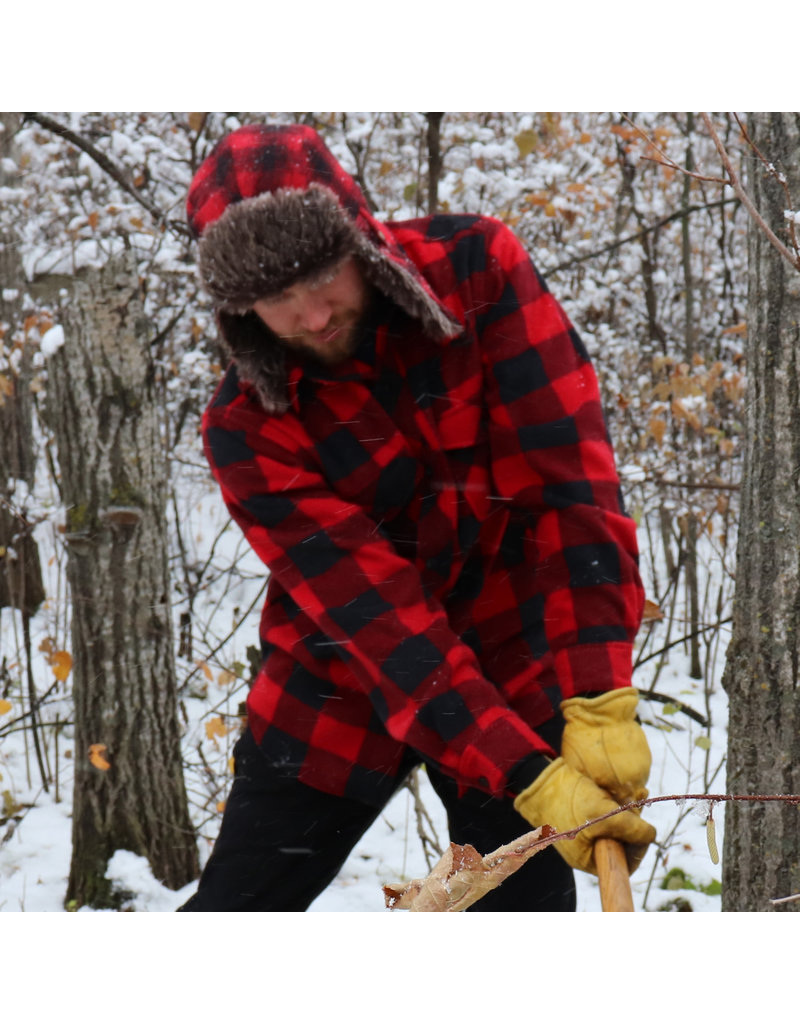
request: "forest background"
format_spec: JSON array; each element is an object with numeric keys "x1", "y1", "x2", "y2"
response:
[{"x1": 0, "y1": 110, "x2": 755, "y2": 913}]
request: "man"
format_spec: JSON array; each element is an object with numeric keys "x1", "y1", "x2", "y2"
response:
[{"x1": 179, "y1": 122, "x2": 655, "y2": 912}]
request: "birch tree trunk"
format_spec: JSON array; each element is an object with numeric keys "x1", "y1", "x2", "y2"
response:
[
  {"x1": 43, "y1": 254, "x2": 198, "y2": 908},
  {"x1": 721, "y1": 113, "x2": 800, "y2": 911}
]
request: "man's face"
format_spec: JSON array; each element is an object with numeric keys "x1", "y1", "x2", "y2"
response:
[{"x1": 252, "y1": 257, "x2": 372, "y2": 366}]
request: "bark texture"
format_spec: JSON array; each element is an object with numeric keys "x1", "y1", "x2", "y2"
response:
[
  {"x1": 0, "y1": 113, "x2": 44, "y2": 615},
  {"x1": 43, "y1": 254, "x2": 198, "y2": 908},
  {"x1": 721, "y1": 113, "x2": 800, "y2": 911}
]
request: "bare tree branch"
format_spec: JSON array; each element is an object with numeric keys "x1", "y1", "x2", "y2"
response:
[
  {"x1": 620, "y1": 112, "x2": 728, "y2": 185},
  {"x1": 700, "y1": 112, "x2": 800, "y2": 273},
  {"x1": 548, "y1": 198, "x2": 738, "y2": 274},
  {"x1": 734, "y1": 113, "x2": 800, "y2": 258}
]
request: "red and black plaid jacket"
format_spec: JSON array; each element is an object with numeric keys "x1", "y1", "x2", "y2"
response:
[{"x1": 194, "y1": 128, "x2": 644, "y2": 807}]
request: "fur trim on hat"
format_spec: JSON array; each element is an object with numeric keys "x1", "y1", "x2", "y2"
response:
[
  {"x1": 198, "y1": 185, "x2": 357, "y2": 314},
  {"x1": 198, "y1": 183, "x2": 461, "y2": 412},
  {"x1": 216, "y1": 310, "x2": 290, "y2": 414},
  {"x1": 198, "y1": 183, "x2": 459, "y2": 340}
]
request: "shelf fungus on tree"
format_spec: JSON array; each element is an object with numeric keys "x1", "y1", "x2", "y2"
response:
[{"x1": 100, "y1": 505, "x2": 144, "y2": 527}]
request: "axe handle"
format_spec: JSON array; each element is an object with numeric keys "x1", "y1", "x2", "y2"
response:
[{"x1": 595, "y1": 838, "x2": 634, "y2": 912}]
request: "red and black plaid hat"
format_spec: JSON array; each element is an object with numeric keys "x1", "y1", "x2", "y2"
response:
[{"x1": 186, "y1": 123, "x2": 459, "y2": 329}]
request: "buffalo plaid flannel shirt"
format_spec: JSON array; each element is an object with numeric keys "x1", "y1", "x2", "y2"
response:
[{"x1": 203, "y1": 213, "x2": 644, "y2": 806}]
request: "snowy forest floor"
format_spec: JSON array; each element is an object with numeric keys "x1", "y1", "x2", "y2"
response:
[{"x1": 0, "y1": 648, "x2": 727, "y2": 914}]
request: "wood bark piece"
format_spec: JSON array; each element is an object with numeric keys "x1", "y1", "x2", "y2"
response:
[{"x1": 384, "y1": 824, "x2": 556, "y2": 912}]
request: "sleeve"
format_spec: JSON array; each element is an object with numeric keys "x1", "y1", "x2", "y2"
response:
[
  {"x1": 203, "y1": 386, "x2": 553, "y2": 797},
  {"x1": 475, "y1": 218, "x2": 644, "y2": 698}
]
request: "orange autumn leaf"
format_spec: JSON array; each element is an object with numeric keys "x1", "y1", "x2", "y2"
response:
[
  {"x1": 196, "y1": 660, "x2": 214, "y2": 682},
  {"x1": 50, "y1": 650, "x2": 72, "y2": 682},
  {"x1": 89, "y1": 743, "x2": 111, "y2": 771},
  {"x1": 648, "y1": 415, "x2": 667, "y2": 446},
  {"x1": 205, "y1": 716, "x2": 228, "y2": 741},
  {"x1": 0, "y1": 698, "x2": 12, "y2": 716},
  {"x1": 642, "y1": 599, "x2": 665, "y2": 623},
  {"x1": 88, "y1": 211, "x2": 99, "y2": 230}
]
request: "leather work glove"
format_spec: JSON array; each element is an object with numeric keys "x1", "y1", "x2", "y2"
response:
[
  {"x1": 560, "y1": 687, "x2": 651, "y2": 806},
  {"x1": 513, "y1": 757, "x2": 656, "y2": 875}
]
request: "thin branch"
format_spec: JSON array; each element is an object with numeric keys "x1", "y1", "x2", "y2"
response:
[
  {"x1": 636, "y1": 688, "x2": 710, "y2": 728},
  {"x1": 635, "y1": 617, "x2": 732, "y2": 674},
  {"x1": 734, "y1": 113, "x2": 800, "y2": 257},
  {"x1": 770, "y1": 892, "x2": 800, "y2": 906},
  {"x1": 649, "y1": 477, "x2": 740, "y2": 492},
  {"x1": 556, "y1": 791, "x2": 800, "y2": 847},
  {"x1": 619, "y1": 113, "x2": 728, "y2": 185},
  {"x1": 548, "y1": 198, "x2": 738, "y2": 274},
  {"x1": 700, "y1": 112, "x2": 800, "y2": 274}
]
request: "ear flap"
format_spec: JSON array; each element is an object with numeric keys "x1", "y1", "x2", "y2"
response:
[{"x1": 216, "y1": 311, "x2": 289, "y2": 413}]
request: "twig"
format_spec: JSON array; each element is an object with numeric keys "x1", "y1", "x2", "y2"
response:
[
  {"x1": 734, "y1": 113, "x2": 800, "y2": 258},
  {"x1": 648, "y1": 477, "x2": 740, "y2": 492},
  {"x1": 636, "y1": 689, "x2": 709, "y2": 728},
  {"x1": 619, "y1": 113, "x2": 728, "y2": 185},
  {"x1": 22, "y1": 611, "x2": 49, "y2": 793},
  {"x1": 561, "y1": 792, "x2": 800, "y2": 845},
  {"x1": 403, "y1": 768, "x2": 444, "y2": 869},
  {"x1": 548, "y1": 198, "x2": 738, "y2": 275},
  {"x1": 770, "y1": 892, "x2": 800, "y2": 906},
  {"x1": 635, "y1": 617, "x2": 733, "y2": 674},
  {"x1": 700, "y1": 112, "x2": 800, "y2": 274}
]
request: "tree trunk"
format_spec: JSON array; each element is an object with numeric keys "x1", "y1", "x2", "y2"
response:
[
  {"x1": 721, "y1": 113, "x2": 800, "y2": 911},
  {"x1": 43, "y1": 254, "x2": 198, "y2": 908},
  {"x1": 0, "y1": 113, "x2": 45, "y2": 617},
  {"x1": 425, "y1": 113, "x2": 444, "y2": 216}
]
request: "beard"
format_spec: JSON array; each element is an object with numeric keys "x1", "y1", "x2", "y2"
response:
[
  {"x1": 279, "y1": 292, "x2": 377, "y2": 367},
  {"x1": 280, "y1": 319, "x2": 361, "y2": 365}
]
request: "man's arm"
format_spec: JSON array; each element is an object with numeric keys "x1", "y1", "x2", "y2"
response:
[
  {"x1": 203, "y1": 387, "x2": 553, "y2": 797},
  {"x1": 475, "y1": 218, "x2": 644, "y2": 699}
]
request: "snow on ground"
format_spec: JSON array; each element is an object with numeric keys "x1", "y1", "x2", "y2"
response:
[{"x1": 1, "y1": 654, "x2": 726, "y2": 914}]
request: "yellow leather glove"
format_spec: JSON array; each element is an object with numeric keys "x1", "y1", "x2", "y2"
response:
[
  {"x1": 514, "y1": 757, "x2": 656, "y2": 876},
  {"x1": 561, "y1": 687, "x2": 651, "y2": 805}
]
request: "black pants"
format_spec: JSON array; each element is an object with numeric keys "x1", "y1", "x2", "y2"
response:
[{"x1": 178, "y1": 727, "x2": 575, "y2": 912}]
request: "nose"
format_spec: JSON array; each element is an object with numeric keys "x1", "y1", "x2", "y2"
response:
[{"x1": 299, "y1": 295, "x2": 333, "y2": 334}]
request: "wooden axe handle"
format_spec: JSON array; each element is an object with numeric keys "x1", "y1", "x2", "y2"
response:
[{"x1": 595, "y1": 838, "x2": 634, "y2": 912}]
